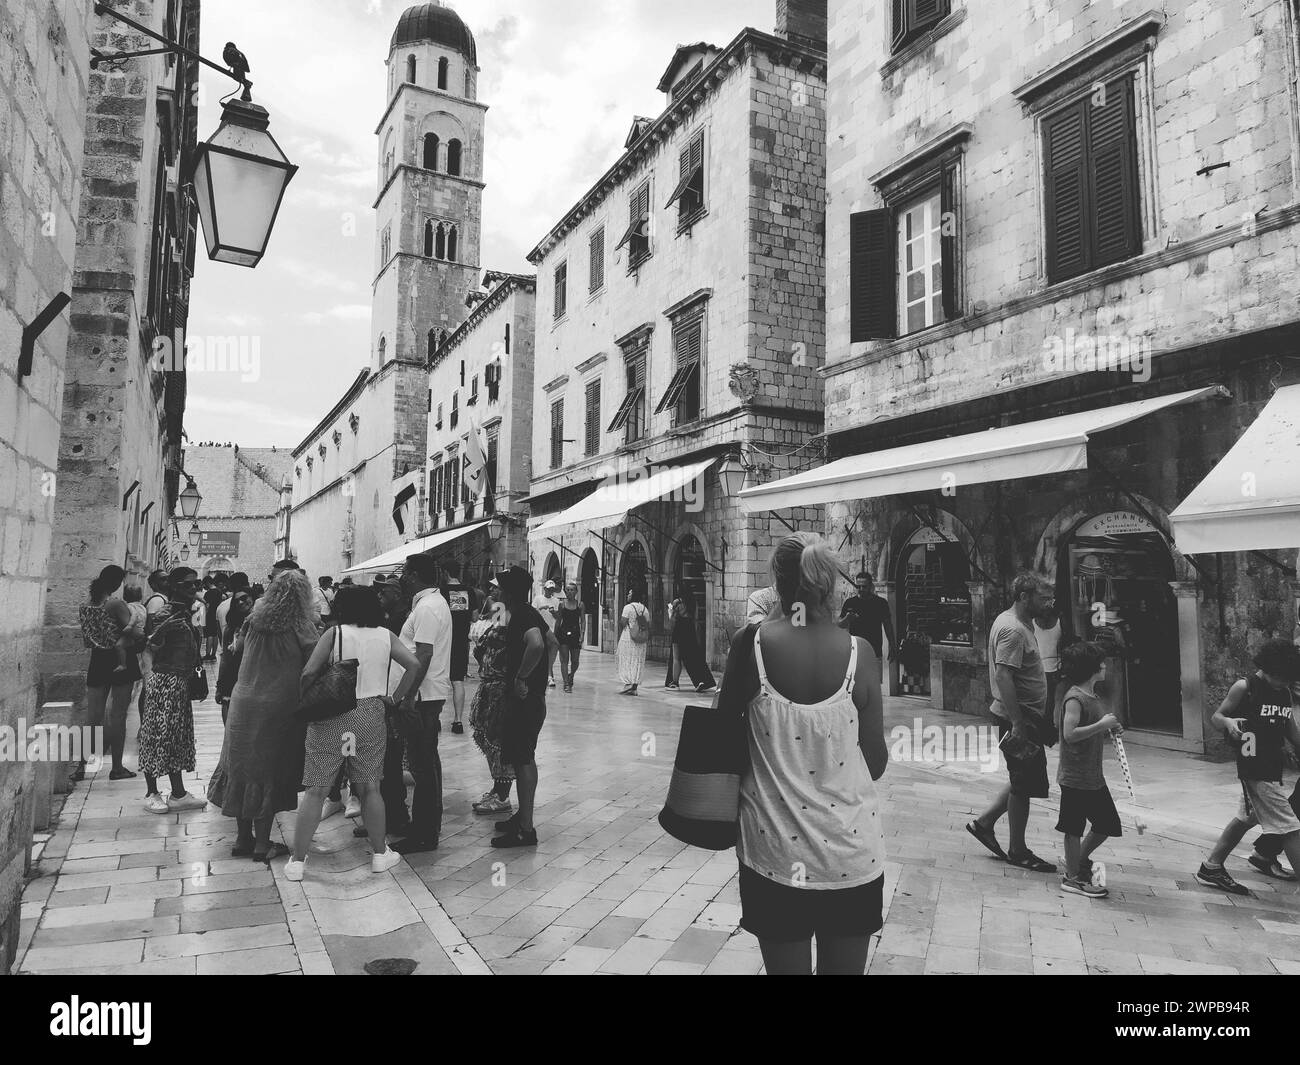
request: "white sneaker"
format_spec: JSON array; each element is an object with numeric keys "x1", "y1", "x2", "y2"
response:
[
  {"x1": 476, "y1": 789, "x2": 496, "y2": 805},
  {"x1": 371, "y1": 847, "x2": 401, "y2": 874},
  {"x1": 144, "y1": 793, "x2": 170, "y2": 815},
  {"x1": 167, "y1": 792, "x2": 208, "y2": 812},
  {"x1": 284, "y1": 858, "x2": 306, "y2": 882},
  {"x1": 344, "y1": 796, "x2": 362, "y2": 819}
]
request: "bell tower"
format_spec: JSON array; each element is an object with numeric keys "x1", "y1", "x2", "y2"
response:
[{"x1": 372, "y1": 1, "x2": 486, "y2": 374}]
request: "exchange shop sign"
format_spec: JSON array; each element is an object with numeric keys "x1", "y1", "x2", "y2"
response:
[{"x1": 199, "y1": 531, "x2": 241, "y2": 557}]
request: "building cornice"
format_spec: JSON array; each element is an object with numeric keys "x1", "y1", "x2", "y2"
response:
[
  {"x1": 615, "y1": 321, "x2": 655, "y2": 351},
  {"x1": 1012, "y1": 10, "x2": 1164, "y2": 103},
  {"x1": 575, "y1": 352, "x2": 607, "y2": 375},
  {"x1": 526, "y1": 27, "x2": 827, "y2": 264},
  {"x1": 374, "y1": 82, "x2": 490, "y2": 137},
  {"x1": 543, "y1": 373, "x2": 570, "y2": 395},
  {"x1": 372, "y1": 163, "x2": 486, "y2": 210},
  {"x1": 869, "y1": 123, "x2": 974, "y2": 188},
  {"x1": 294, "y1": 369, "x2": 371, "y2": 456},
  {"x1": 663, "y1": 287, "x2": 713, "y2": 320},
  {"x1": 433, "y1": 271, "x2": 536, "y2": 364}
]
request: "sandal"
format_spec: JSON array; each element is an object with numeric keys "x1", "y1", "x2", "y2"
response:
[
  {"x1": 108, "y1": 767, "x2": 138, "y2": 781},
  {"x1": 1006, "y1": 848, "x2": 1056, "y2": 873},
  {"x1": 965, "y1": 821, "x2": 1006, "y2": 860},
  {"x1": 231, "y1": 840, "x2": 255, "y2": 858},
  {"x1": 252, "y1": 842, "x2": 291, "y2": 864}
]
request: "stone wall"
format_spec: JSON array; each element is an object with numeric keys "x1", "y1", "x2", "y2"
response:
[{"x1": 0, "y1": 0, "x2": 92, "y2": 977}]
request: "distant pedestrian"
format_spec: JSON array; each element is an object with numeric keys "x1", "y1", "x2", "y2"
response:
[
  {"x1": 838, "y1": 571, "x2": 896, "y2": 678},
  {"x1": 666, "y1": 596, "x2": 715, "y2": 693},
  {"x1": 441, "y1": 559, "x2": 478, "y2": 735},
  {"x1": 617, "y1": 586, "x2": 650, "y2": 695},
  {"x1": 1055, "y1": 642, "x2": 1123, "y2": 898},
  {"x1": 1196, "y1": 638, "x2": 1300, "y2": 895},
  {"x1": 469, "y1": 598, "x2": 514, "y2": 815},
  {"x1": 312, "y1": 576, "x2": 333, "y2": 624},
  {"x1": 491, "y1": 566, "x2": 549, "y2": 848},
  {"x1": 965, "y1": 573, "x2": 1057, "y2": 873},
  {"x1": 730, "y1": 534, "x2": 888, "y2": 975},
  {"x1": 555, "y1": 580, "x2": 584, "y2": 693},
  {"x1": 533, "y1": 579, "x2": 562, "y2": 688},
  {"x1": 207, "y1": 572, "x2": 317, "y2": 862},
  {"x1": 215, "y1": 587, "x2": 254, "y2": 722},
  {"x1": 139, "y1": 568, "x2": 207, "y2": 813},
  {"x1": 78, "y1": 565, "x2": 138, "y2": 780},
  {"x1": 286, "y1": 585, "x2": 421, "y2": 882},
  {"x1": 202, "y1": 578, "x2": 225, "y2": 661}
]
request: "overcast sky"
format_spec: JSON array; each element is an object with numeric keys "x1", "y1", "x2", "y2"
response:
[{"x1": 184, "y1": 0, "x2": 773, "y2": 447}]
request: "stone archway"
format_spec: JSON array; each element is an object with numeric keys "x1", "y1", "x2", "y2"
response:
[{"x1": 666, "y1": 521, "x2": 714, "y2": 662}]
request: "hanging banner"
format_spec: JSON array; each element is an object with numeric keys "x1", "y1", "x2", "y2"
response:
[{"x1": 198, "y1": 531, "x2": 241, "y2": 556}]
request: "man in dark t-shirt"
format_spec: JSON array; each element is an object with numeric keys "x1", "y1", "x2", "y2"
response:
[
  {"x1": 493, "y1": 566, "x2": 548, "y2": 850},
  {"x1": 839, "y1": 572, "x2": 895, "y2": 668},
  {"x1": 440, "y1": 559, "x2": 479, "y2": 735}
]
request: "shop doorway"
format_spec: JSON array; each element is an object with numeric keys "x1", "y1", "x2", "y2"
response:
[
  {"x1": 620, "y1": 540, "x2": 649, "y2": 615},
  {"x1": 542, "y1": 551, "x2": 562, "y2": 589},
  {"x1": 580, "y1": 548, "x2": 601, "y2": 650},
  {"x1": 673, "y1": 534, "x2": 709, "y2": 651},
  {"x1": 1059, "y1": 512, "x2": 1181, "y2": 734},
  {"x1": 895, "y1": 530, "x2": 974, "y2": 696}
]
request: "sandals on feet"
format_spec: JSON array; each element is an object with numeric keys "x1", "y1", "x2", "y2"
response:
[
  {"x1": 965, "y1": 821, "x2": 1007, "y2": 860},
  {"x1": 252, "y1": 843, "x2": 290, "y2": 863},
  {"x1": 231, "y1": 841, "x2": 255, "y2": 858},
  {"x1": 1006, "y1": 848, "x2": 1056, "y2": 873}
]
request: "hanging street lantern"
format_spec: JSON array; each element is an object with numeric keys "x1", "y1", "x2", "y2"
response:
[
  {"x1": 718, "y1": 453, "x2": 748, "y2": 498},
  {"x1": 190, "y1": 97, "x2": 298, "y2": 268},
  {"x1": 179, "y1": 544, "x2": 191, "y2": 562},
  {"x1": 188, "y1": 522, "x2": 202, "y2": 547},
  {"x1": 488, "y1": 517, "x2": 505, "y2": 544},
  {"x1": 178, "y1": 475, "x2": 202, "y2": 518}
]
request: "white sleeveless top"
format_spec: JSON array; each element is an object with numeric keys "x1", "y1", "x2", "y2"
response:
[
  {"x1": 736, "y1": 628, "x2": 885, "y2": 890},
  {"x1": 332, "y1": 625, "x2": 393, "y2": 700}
]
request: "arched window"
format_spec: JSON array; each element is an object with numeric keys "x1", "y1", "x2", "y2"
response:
[
  {"x1": 406, "y1": 55, "x2": 416, "y2": 83},
  {"x1": 446, "y1": 223, "x2": 458, "y2": 263},
  {"x1": 378, "y1": 336, "x2": 387, "y2": 364},
  {"x1": 423, "y1": 133, "x2": 439, "y2": 170},
  {"x1": 437, "y1": 56, "x2": 448, "y2": 90},
  {"x1": 446, "y1": 139, "x2": 462, "y2": 176},
  {"x1": 424, "y1": 219, "x2": 434, "y2": 257},
  {"x1": 434, "y1": 222, "x2": 446, "y2": 260}
]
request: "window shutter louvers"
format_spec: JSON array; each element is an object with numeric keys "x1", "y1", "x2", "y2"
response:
[
  {"x1": 1089, "y1": 76, "x2": 1141, "y2": 270},
  {"x1": 849, "y1": 209, "x2": 896, "y2": 342},
  {"x1": 1044, "y1": 98, "x2": 1090, "y2": 282},
  {"x1": 939, "y1": 165, "x2": 959, "y2": 320},
  {"x1": 585, "y1": 379, "x2": 601, "y2": 455}
]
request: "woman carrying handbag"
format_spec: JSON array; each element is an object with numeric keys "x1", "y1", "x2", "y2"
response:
[{"x1": 286, "y1": 586, "x2": 421, "y2": 882}]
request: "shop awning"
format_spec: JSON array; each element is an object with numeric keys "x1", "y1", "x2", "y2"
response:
[
  {"x1": 531, "y1": 458, "x2": 715, "y2": 538},
  {"x1": 342, "y1": 518, "x2": 493, "y2": 575},
  {"x1": 738, "y1": 387, "x2": 1222, "y2": 513},
  {"x1": 1170, "y1": 384, "x2": 1300, "y2": 554}
]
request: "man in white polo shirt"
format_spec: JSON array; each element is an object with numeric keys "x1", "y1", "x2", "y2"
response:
[{"x1": 392, "y1": 552, "x2": 452, "y2": 854}]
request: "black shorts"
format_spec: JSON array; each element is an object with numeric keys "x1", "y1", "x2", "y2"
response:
[
  {"x1": 86, "y1": 647, "x2": 141, "y2": 688},
  {"x1": 1055, "y1": 784, "x2": 1122, "y2": 837},
  {"x1": 738, "y1": 864, "x2": 883, "y2": 942},
  {"x1": 450, "y1": 639, "x2": 470, "y2": 682},
  {"x1": 996, "y1": 718, "x2": 1049, "y2": 799},
  {"x1": 500, "y1": 691, "x2": 546, "y2": 765}
]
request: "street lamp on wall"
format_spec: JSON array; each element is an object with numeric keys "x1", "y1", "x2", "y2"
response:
[
  {"x1": 187, "y1": 522, "x2": 202, "y2": 547},
  {"x1": 179, "y1": 544, "x2": 191, "y2": 561},
  {"x1": 718, "y1": 453, "x2": 748, "y2": 498},
  {"x1": 178, "y1": 475, "x2": 202, "y2": 518}
]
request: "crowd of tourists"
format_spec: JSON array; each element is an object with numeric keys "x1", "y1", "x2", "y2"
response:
[{"x1": 76, "y1": 528, "x2": 1300, "y2": 976}]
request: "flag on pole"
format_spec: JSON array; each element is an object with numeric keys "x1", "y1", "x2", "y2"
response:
[
  {"x1": 391, "y1": 468, "x2": 422, "y2": 535},
  {"x1": 462, "y1": 423, "x2": 488, "y2": 498},
  {"x1": 1109, "y1": 732, "x2": 1147, "y2": 834}
]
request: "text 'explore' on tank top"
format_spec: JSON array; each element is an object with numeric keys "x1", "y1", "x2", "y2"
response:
[{"x1": 737, "y1": 628, "x2": 885, "y2": 890}]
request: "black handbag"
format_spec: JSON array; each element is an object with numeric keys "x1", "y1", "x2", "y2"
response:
[
  {"x1": 189, "y1": 664, "x2": 208, "y2": 702},
  {"x1": 298, "y1": 627, "x2": 358, "y2": 722},
  {"x1": 658, "y1": 625, "x2": 756, "y2": 850}
]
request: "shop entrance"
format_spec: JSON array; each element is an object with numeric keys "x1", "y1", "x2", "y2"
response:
[
  {"x1": 673, "y1": 534, "x2": 709, "y2": 652},
  {"x1": 580, "y1": 548, "x2": 601, "y2": 650},
  {"x1": 895, "y1": 529, "x2": 973, "y2": 696},
  {"x1": 1060, "y1": 512, "x2": 1181, "y2": 734},
  {"x1": 620, "y1": 540, "x2": 649, "y2": 613}
]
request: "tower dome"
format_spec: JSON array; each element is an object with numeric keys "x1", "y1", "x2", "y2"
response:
[{"x1": 391, "y1": 2, "x2": 477, "y2": 64}]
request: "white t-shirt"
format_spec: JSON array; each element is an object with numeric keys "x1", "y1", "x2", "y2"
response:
[
  {"x1": 1034, "y1": 618, "x2": 1062, "y2": 673},
  {"x1": 395, "y1": 587, "x2": 452, "y2": 702},
  {"x1": 533, "y1": 593, "x2": 560, "y2": 630},
  {"x1": 334, "y1": 625, "x2": 394, "y2": 700}
]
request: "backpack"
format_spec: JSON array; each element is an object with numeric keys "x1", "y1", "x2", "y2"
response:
[{"x1": 629, "y1": 605, "x2": 649, "y2": 645}]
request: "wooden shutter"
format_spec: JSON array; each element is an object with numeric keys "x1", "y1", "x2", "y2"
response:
[
  {"x1": 913, "y1": 0, "x2": 948, "y2": 33},
  {"x1": 550, "y1": 399, "x2": 564, "y2": 468},
  {"x1": 554, "y1": 261, "x2": 567, "y2": 319},
  {"x1": 1043, "y1": 98, "x2": 1089, "y2": 282},
  {"x1": 849, "y1": 209, "x2": 896, "y2": 342},
  {"x1": 585, "y1": 379, "x2": 601, "y2": 455},
  {"x1": 589, "y1": 226, "x2": 605, "y2": 292},
  {"x1": 939, "y1": 164, "x2": 959, "y2": 320},
  {"x1": 1089, "y1": 76, "x2": 1140, "y2": 269},
  {"x1": 891, "y1": 0, "x2": 907, "y2": 48},
  {"x1": 675, "y1": 317, "x2": 702, "y2": 366}
]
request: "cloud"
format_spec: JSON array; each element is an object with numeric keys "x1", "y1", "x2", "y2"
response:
[
  {"x1": 299, "y1": 304, "x2": 371, "y2": 326},
  {"x1": 184, "y1": 396, "x2": 315, "y2": 440}
]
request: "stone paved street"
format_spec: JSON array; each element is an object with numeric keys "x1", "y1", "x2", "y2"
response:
[{"x1": 16, "y1": 654, "x2": 1300, "y2": 975}]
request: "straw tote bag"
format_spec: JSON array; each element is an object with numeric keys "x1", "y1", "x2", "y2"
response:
[{"x1": 658, "y1": 625, "x2": 756, "y2": 850}]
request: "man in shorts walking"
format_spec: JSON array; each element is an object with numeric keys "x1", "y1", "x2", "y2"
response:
[
  {"x1": 966, "y1": 573, "x2": 1057, "y2": 872},
  {"x1": 1196, "y1": 638, "x2": 1300, "y2": 895}
]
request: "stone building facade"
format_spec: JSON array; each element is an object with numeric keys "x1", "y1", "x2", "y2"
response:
[
  {"x1": 526, "y1": 4, "x2": 828, "y2": 668},
  {"x1": 290, "y1": 2, "x2": 483, "y2": 579},
  {"x1": 801, "y1": 0, "x2": 1300, "y2": 754},
  {"x1": 39, "y1": 0, "x2": 199, "y2": 710},
  {"x1": 426, "y1": 271, "x2": 535, "y2": 585},
  {"x1": 181, "y1": 444, "x2": 293, "y2": 581},
  {"x1": 0, "y1": 0, "x2": 94, "y2": 977}
]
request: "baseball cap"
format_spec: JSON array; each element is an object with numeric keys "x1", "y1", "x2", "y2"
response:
[{"x1": 544, "y1": 579, "x2": 557, "y2": 591}]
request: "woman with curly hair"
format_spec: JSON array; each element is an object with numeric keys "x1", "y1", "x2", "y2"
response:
[{"x1": 206, "y1": 570, "x2": 319, "y2": 861}]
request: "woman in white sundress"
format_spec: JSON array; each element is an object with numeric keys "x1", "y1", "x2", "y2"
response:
[
  {"x1": 723, "y1": 533, "x2": 889, "y2": 975},
  {"x1": 617, "y1": 586, "x2": 650, "y2": 695}
]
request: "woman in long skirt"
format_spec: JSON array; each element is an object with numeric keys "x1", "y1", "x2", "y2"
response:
[
  {"x1": 617, "y1": 587, "x2": 650, "y2": 695},
  {"x1": 470, "y1": 611, "x2": 515, "y2": 814},
  {"x1": 139, "y1": 568, "x2": 207, "y2": 813},
  {"x1": 206, "y1": 572, "x2": 318, "y2": 861},
  {"x1": 669, "y1": 597, "x2": 716, "y2": 693}
]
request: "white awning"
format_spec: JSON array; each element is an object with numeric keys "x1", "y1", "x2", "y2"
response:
[
  {"x1": 342, "y1": 518, "x2": 493, "y2": 575},
  {"x1": 531, "y1": 458, "x2": 715, "y2": 538},
  {"x1": 1171, "y1": 384, "x2": 1300, "y2": 554},
  {"x1": 738, "y1": 387, "x2": 1223, "y2": 513}
]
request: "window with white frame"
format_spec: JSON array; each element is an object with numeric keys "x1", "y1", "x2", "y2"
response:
[{"x1": 896, "y1": 190, "x2": 944, "y2": 335}]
